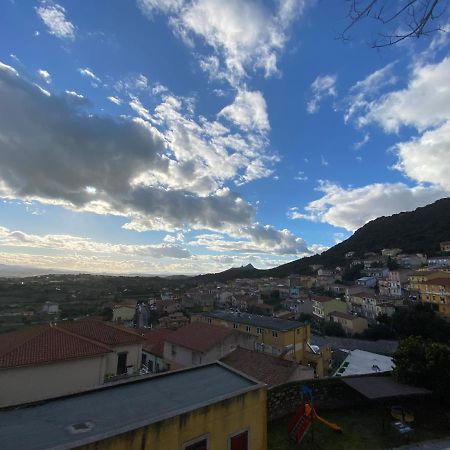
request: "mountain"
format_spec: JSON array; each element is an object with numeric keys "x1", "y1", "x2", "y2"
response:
[{"x1": 195, "y1": 197, "x2": 450, "y2": 281}]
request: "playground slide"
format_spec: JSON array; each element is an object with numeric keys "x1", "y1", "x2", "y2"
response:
[{"x1": 312, "y1": 408, "x2": 342, "y2": 433}]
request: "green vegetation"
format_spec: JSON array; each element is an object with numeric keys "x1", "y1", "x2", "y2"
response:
[
  {"x1": 394, "y1": 336, "x2": 450, "y2": 399},
  {"x1": 268, "y1": 403, "x2": 450, "y2": 450}
]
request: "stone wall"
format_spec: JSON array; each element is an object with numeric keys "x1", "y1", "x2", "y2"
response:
[{"x1": 267, "y1": 377, "x2": 368, "y2": 421}]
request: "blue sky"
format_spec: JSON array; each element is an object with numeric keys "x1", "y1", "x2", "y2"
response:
[{"x1": 0, "y1": 0, "x2": 449, "y2": 274}]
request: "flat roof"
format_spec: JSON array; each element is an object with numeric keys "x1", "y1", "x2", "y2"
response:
[
  {"x1": 0, "y1": 363, "x2": 261, "y2": 450},
  {"x1": 334, "y1": 349, "x2": 394, "y2": 377},
  {"x1": 202, "y1": 310, "x2": 305, "y2": 331},
  {"x1": 342, "y1": 376, "x2": 431, "y2": 400}
]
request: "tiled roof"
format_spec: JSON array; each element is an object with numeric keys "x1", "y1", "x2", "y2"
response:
[
  {"x1": 0, "y1": 325, "x2": 111, "y2": 369},
  {"x1": 165, "y1": 322, "x2": 234, "y2": 353},
  {"x1": 59, "y1": 319, "x2": 144, "y2": 346},
  {"x1": 221, "y1": 347, "x2": 306, "y2": 387},
  {"x1": 329, "y1": 311, "x2": 358, "y2": 320},
  {"x1": 423, "y1": 278, "x2": 450, "y2": 287},
  {"x1": 139, "y1": 328, "x2": 174, "y2": 357},
  {"x1": 312, "y1": 296, "x2": 335, "y2": 303}
]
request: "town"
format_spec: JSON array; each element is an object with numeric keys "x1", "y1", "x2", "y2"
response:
[{"x1": 1, "y1": 240, "x2": 449, "y2": 449}]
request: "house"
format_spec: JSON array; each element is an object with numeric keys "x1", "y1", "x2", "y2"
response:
[
  {"x1": 333, "y1": 349, "x2": 394, "y2": 377},
  {"x1": 408, "y1": 270, "x2": 450, "y2": 292},
  {"x1": 112, "y1": 303, "x2": 135, "y2": 323},
  {"x1": 140, "y1": 328, "x2": 173, "y2": 374},
  {"x1": 394, "y1": 253, "x2": 427, "y2": 269},
  {"x1": 280, "y1": 298, "x2": 313, "y2": 316},
  {"x1": 41, "y1": 301, "x2": 59, "y2": 314},
  {"x1": 194, "y1": 310, "x2": 332, "y2": 377},
  {"x1": 0, "y1": 324, "x2": 112, "y2": 407},
  {"x1": 428, "y1": 256, "x2": 450, "y2": 267},
  {"x1": 221, "y1": 347, "x2": 314, "y2": 387},
  {"x1": 362, "y1": 267, "x2": 389, "y2": 279},
  {"x1": 328, "y1": 311, "x2": 368, "y2": 335},
  {"x1": 417, "y1": 277, "x2": 450, "y2": 318},
  {"x1": 440, "y1": 241, "x2": 450, "y2": 253},
  {"x1": 158, "y1": 312, "x2": 189, "y2": 329},
  {"x1": 329, "y1": 284, "x2": 347, "y2": 296},
  {"x1": 163, "y1": 322, "x2": 257, "y2": 369},
  {"x1": 382, "y1": 248, "x2": 402, "y2": 258},
  {"x1": 311, "y1": 296, "x2": 347, "y2": 320},
  {"x1": 356, "y1": 276, "x2": 377, "y2": 288},
  {"x1": 345, "y1": 251, "x2": 355, "y2": 259},
  {"x1": 378, "y1": 269, "x2": 412, "y2": 298},
  {"x1": 59, "y1": 319, "x2": 144, "y2": 378},
  {"x1": 154, "y1": 298, "x2": 181, "y2": 315},
  {"x1": 0, "y1": 363, "x2": 268, "y2": 450}
]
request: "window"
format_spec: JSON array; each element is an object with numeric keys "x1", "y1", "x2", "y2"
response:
[
  {"x1": 116, "y1": 352, "x2": 127, "y2": 375},
  {"x1": 171, "y1": 344, "x2": 177, "y2": 356},
  {"x1": 229, "y1": 430, "x2": 248, "y2": 450},
  {"x1": 183, "y1": 435, "x2": 209, "y2": 450},
  {"x1": 207, "y1": 318, "x2": 212, "y2": 324},
  {"x1": 245, "y1": 325, "x2": 251, "y2": 332},
  {"x1": 233, "y1": 323, "x2": 239, "y2": 329},
  {"x1": 256, "y1": 327, "x2": 262, "y2": 334},
  {"x1": 272, "y1": 331, "x2": 278, "y2": 338}
]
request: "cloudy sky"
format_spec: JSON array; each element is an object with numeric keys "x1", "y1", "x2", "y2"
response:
[{"x1": 0, "y1": 1, "x2": 449, "y2": 275}]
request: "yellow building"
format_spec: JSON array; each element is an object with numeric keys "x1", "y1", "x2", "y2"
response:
[
  {"x1": 0, "y1": 362, "x2": 267, "y2": 450},
  {"x1": 194, "y1": 311, "x2": 331, "y2": 377},
  {"x1": 417, "y1": 277, "x2": 450, "y2": 318},
  {"x1": 408, "y1": 270, "x2": 450, "y2": 292},
  {"x1": 112, "y1": 304, "x2": 136, "y2": 323},
  {"x1": 312, "y1": 296, "x2": 348, "y2": 320}
]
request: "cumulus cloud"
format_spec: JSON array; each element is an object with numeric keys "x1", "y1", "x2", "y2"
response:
[
  {"x1": 218, "y1": 89, "x2": 269, "y2": 132},
  {"x1": 288, "y1": 181, "x2": 447, "y2": 231},
  {"x1": 0, "y1": 60, "x2": 304, "y2": 256},
  {"x1": 307, "y1": 74, "x2": 337, "y2": 114},
  {"x1": 37, "y1": 69, "x2": 52, "y2": 84},
  {"x1": 107, "y1": 96, "x2": 122, "y2": 105},
  {"x1": 0, "y1": 226, "x2": 190, "y2": 259},
  {"x1": 36, "y1": 1, "x2": 75, "y2": 40},
  {"x1": 137, "y1": 0, "x2": 308, "y2": 86}
]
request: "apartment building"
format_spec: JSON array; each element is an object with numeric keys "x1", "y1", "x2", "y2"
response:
[
  {"x1": 417, "y1": 277, "x2": 450, "y2": 318},
  {"x1": 328, "y1": 311, "x2": 368, "y2": 335},
  {"x1": 311, "y1": 296, "x2": 347, "y2": 320}
]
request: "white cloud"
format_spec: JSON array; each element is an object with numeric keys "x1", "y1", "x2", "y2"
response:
[
  {"x1": 37, "y1": 69, "x2": 52, "y2": 84},
  {"x1": 78, "y1": 67, "x2": 101, "y2": 83},
  {"x1": 138, "y1": 0, "x2": 308, "y2": 86},
  {"x1": 0, "y1": 226, "x2": 190, "y2": 259},
  {"x1": 65, "y1": 90, "x2": 84, "y2": 99},
  {"x1": 36, "y1": 1, "x2": 75, "y2": 40},
  {"x1": 218, "y1": 89, "x2": 270, "y2": 132},
  {"x1": 320, "y1": 155, "x2": 328, "y2": 166},
  {"x1": 107, "y1": 96, "x2": 122, "y2": 105},
  {"x1": 353, "y1": 133, "x2": 370, "y2": 150},
  {"x1": 289, "y1": 181, "x2": 447, "y2": 231},
  {"x1": 294, "y1": 171, "x2": 308, "y2": 181},
  {"x1": 307, "y1": 74, "x2": 337, "y2": 114},
  {"x1": 0, "y1": 62, "x2": 19, "y2": 77},
  {"x1": 129, "y1": 96, "x2": 154, "y2": 121}
]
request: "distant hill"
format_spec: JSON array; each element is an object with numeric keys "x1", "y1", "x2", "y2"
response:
[{"x1": 195, "y1": 197, "x2": 450, "y2": 281}]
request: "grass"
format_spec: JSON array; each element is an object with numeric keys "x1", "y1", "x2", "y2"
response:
[{"x1": 268, "y1": 403, "x2": 450, "y2": 450}]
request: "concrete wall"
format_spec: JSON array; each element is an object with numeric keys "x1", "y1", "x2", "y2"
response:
[
  {"x1": 105, "y1": 344, "x2": 142, "y2": 376},
  {"x1": 0, "y1": 355, "x2": 108, "y2": 407},
  {"x1": 79, "y1": 387, "x2": 267, "y2": 450}
]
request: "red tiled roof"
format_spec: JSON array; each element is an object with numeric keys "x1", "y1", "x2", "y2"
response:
[
  {"x1": 165, "y1": 322, "x2": 234, "y2": 353},
  {"x1": 423, "y1": 278, "x2": 450, "y2": 287},
  {"x1": 312, "y1": 296, "x2": 335, "y2": 303},
  {"x1": 59, "y1": 319, "x2": 144, "y2": 346},
  {"x1": 139, "y1": 328, "x2": 174, "y2": 357},
  {"x1": 221, "y1": 347, "x2": 308, "y2": 387},
  {"x1": 0, "y1": 325, "x2": 111, "y2": 369}
]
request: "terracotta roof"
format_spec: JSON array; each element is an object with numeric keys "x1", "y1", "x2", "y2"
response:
[
  {"x1": 221, "y1": 347, "x2": 307, "y2": 387},
  {"x1": 165, "y1": 322, "x2": 234, "y2": 353},
  {"x1": 59, "y1": 319, "x2": 144, "y2": 346},
  {"x1": 423, "y1": 278, "x2": 450, "y2": 287},
  {"x1": 312, "y1": 296, "x2": 335, "y2": 303},
  {"x1": 139, "y1": 328, "x2": 174, "y2": 357},
  {"x1": 350, "y1": 290, "x2": 376, "y2": 298},
  {"x1": 0, "y1": 325, "x2": 111, "y2": 369}
]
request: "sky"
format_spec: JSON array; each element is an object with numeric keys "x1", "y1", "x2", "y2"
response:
[{"x1": 0, "y1": 0, "x2": 449, "y2": 275}]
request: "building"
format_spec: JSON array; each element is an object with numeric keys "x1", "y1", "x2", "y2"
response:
[
  {"x1": 428, "y1": 256, "x2": 450, "y2": 267},
  {"x1": 194, "y1": 311, "x2": 332, "y2": 377},
  {"x1": 408, "y1": 270, "x2": 450, "y2": 292},
  {"x1": 0, "y1": 363, "x2": 268, "y2": 450},
  {"x1": 221, "y1": 347, "x2": 314, "y2": 387},
  {"x1": 41, "y1": 301, "x2": 59, "y2": 314},
  {"x1": 395, "y1": 253, "x2": 427, "y2": 269},
  {"x1": 140, "y1": 328, "x2": 173, "y2": 374},
  {"x1": 280, "y1": 298, "x2": 313, "y2": 316},
  {"x1": 440, "y1": 241, "x2": 450, "y2": 253},
  {"x1": 311, "y1": 296, "x2": 347, "y2": 320},
  {"x1": 59, "y1": 319, "x2": 144, "y2": 379},
  {"x1": 417, "y1": 277, "x2": 450, "y2": 318},
  {"x1": 163, "y1": 322, "x2": 257, "y2": 369},
  {"x1": 112, "y1": 304, "x2": 135, "y2": 323},
  {"x1": 158, "y1": 312, "x2": 189, "y2": 329},
  {"x1": 381, "y1": 248, "x2": 402, "y2": 258},
  {"x1": 0, "y1": 324, "x2": 111, "y2": 407},
  {"x1": 333, "y1": 349, "x2": 394, "y2": 377},
  {"x1": 356, "y1": 276, "x2": 377, "y2": 288},
  {"x1": 328, "y1": 311, "x2": 368, "y2": 335}
]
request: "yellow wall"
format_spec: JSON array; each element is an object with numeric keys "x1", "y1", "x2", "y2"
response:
[
  {"x1": 418, "y1": 281, "x2": 450, "y2": 318},
  {"x1": 78, "y1": 387, "x2": 267, "y2": 450},
  {"x1": 193, "y1": 314, "x2": 310, "y2": 359}
]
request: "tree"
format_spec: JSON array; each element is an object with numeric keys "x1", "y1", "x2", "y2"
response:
[
  {"x1": 323, "y1": 320, "x2": 347, "y2": 337},
  {"x1": 341, "y1": 0, "x2": 449, "y2": 47}
]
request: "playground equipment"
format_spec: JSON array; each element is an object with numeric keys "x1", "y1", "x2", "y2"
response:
[{"x1": 288, "y1": 385, "x2": 342, "y2": 445}]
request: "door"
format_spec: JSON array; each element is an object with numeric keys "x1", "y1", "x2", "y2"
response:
[
  {"x1": 230, "y1": 431, "x2": 248, "y2": 450},
  {"x1": 117, "y1": 352, "x2": 127, "y2": 375}
]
